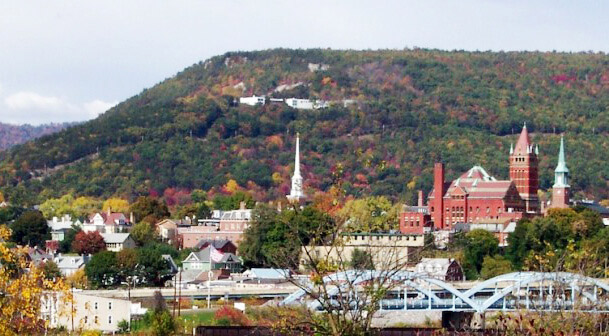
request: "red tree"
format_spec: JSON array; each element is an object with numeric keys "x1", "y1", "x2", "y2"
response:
[{"x1": 71, "y1": 231, "x2": 106, "y2": 255}]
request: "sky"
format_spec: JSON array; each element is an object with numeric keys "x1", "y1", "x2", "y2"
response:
[{"x1": 0, "y1": 0, "x2": 607, "y2": 125}]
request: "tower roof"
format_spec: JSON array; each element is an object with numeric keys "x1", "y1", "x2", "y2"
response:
[
  {"x1": 555, "y1": 135, "x2": 569, "y2": 173},
  {"x1": 514, "y1": 123, "x2": 532, "y2": 155}
]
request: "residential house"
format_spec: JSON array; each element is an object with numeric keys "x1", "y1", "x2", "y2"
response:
[
  {"x1": 101, "y1": 233, "x2": 136, "y2": 252},
  {"x1": 27, "y1": 247, "x2": 53, "y2": 267},
  {"x1": 415, "y1": 258, "x2": 464, "y2": 281},
  {"x1": 83, "y1": 210, "x2": 133, "y2": 234},
  {"x1": 181, "y1": 246, "x2": 241, "y2": 273},
  {"x1": 54, "y1": 254, "x2": 89, "y2": 276},
  {"x1": 51, "y1": 228, "x2": 71, "y2": 242},
  {"x1": 194, "y1": 239, "x2": 237, "y2": 254},
  {"x1": 48, "y1": 215, "x2": 76, "y2": 231},
  {"x1": 156, "y1": 219, "x2": 179, "y2": 243}
]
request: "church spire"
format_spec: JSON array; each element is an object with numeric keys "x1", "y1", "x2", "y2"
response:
[
  {"x1": 553, "y1": 135, "x2": 569, "y2": 188},
  {"x1": 550, "y1": 135, "x2": 570, "y2": 209},
  {"x1": 294, "y1": 133, "x2": 301, "y2": 177},
  {"x1": 287, "y1": 133, "x2": 304, "y2": 203}
]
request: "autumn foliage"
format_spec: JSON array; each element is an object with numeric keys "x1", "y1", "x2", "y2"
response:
[
  {"x1": 72, "y1": 231, "x2": 106, "y2": 255},
  {"x1": 214, "y1": 306, "x2": 250, "y2": 326}
]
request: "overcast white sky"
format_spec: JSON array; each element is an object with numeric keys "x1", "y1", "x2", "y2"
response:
[{"x1": 0, "y1": 0, "x2": 607, "y2": 125}]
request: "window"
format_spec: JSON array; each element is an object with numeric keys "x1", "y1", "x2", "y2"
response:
[
  {"x1": 84, "y1": 316, "x2": 88, "y2": 324},
  {"x1": 109, "y1": 302, "x2": 112, "y2": 310},
  {"x1": 109, "y1": 315, "x2": 112, "y2": 324},
  {"x1": 94, "y1": 316, "x2": 98, "y2": 324},
  {"x1": 94, "y1": 302, "x2": 98, "y2": 310}
]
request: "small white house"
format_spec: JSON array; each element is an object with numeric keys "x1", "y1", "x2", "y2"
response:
[
  {"x1": 54, "y1": 255, "x2": 89, "y2": 276},
  {"x1": 101, "y1": 233, "x2": 136, "y2": 252},
  {"x1": 239, "y1": 95, "x2": 266, "y2": 106}
]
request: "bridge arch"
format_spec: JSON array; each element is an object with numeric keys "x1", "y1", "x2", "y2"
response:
[{"x1": 281, "y1": 271, "x2": 609, "y2": 313}]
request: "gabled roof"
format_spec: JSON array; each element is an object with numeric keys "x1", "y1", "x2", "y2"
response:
[
  {"x1": 89, "y1": 212, "x2": 130, "y2": 226},
  {"x1": 28, "y1": 247, "x2": 52, "y2": 263},
  {"x1": 184, "y1": 247, "x2": 241, "y2": 264},
  {"x1": 55, "y1": 255, "x2": 88, "y2": 269},
  {"x1": 194, "y1": 239, "x2": 235, "y2": 250},
  {"x1": 443, "y1": 166, "x2": 518, "y2": 199},
  {"x1": 101, "y1": 233, "x2": 131, "y2": 244},
  {"x1": 162, "y1": 254, "x2": 178, "y2": 272}
]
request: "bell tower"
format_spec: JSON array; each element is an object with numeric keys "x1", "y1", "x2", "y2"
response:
[{"x1": 509, "y1": 123, "x2": 539, "y2": 213}]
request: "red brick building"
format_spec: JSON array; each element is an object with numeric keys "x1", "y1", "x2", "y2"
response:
[
  {"x1": 428, "y1": 165, "x2": 525, "y2": 230},
  {"x1": 401, "y1": 126, "x2": 536, "y2": 232}
]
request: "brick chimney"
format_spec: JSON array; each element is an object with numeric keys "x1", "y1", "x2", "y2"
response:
[
  {"x1": 417, "y1": 190, "x2": 424, "y2": 207},
  {"x1": 433, "y1": 163, "x2": 446, "y2": 230}
]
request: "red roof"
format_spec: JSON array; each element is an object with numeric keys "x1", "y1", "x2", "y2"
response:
[
  {"x1": 430, "y1": 166, "x2": 520, "y2": 200},
  {"x1": 514, "y1": 125, "x2": 531, "y2": 155}
]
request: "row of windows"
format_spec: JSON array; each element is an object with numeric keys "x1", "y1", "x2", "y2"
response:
[
  {"x1": 92, "y1": 302, "x2": 112, "y2": 310},
  {"x1": 84, "y1": 315, "x2": 113, "y2": 324}
]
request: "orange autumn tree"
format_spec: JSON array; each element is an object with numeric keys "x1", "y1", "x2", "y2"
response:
[{"x1": 0, "y1": 225, "x2": 71, "y2": 335}]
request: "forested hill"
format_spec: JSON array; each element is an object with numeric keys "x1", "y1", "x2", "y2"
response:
[
  {"x1": 0, "y1": 122, "x2": 73, "y2": 151},
  {"x1": 1, "y1": 49, "x2": 609, "y2": 206}
]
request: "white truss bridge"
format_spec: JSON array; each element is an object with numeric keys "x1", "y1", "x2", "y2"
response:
[{"x1": 281, "y1": 271, "x2": 609, "y2": 313}]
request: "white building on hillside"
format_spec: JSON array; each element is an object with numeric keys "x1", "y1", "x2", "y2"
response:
[
  {"x1": 285, "y1": 98, "x2": 328, "y2": 110},
  {"x1": 239, "y1": 95, "x2": 265, "y2": 106}
]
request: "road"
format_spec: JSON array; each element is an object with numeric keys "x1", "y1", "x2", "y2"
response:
[{"x1": 80, "y1": 284, "x2": 300, "y2": 300}]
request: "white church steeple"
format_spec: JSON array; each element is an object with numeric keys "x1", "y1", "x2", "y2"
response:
[{"x1": 287, "y1": 133, "x2": 304, "y2": 203}]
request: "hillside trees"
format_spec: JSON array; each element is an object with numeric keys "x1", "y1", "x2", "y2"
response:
[
  {"x1": 2, "y1": 50, "x2": 609, "y2": 204},
  {"x1": 130, "y1": 196, "x2": 170, "y2": 224},
  {"x1": 10, "y1": 210, "x2": 49, "y2": 247}
]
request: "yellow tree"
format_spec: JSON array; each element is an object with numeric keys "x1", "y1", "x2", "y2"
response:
[
  {"x1": 0, "y1": 225, "x2": 71, "y2": 335},
  {"x1": 102, "y1": 198, "x2": 130, "y2": 213}
]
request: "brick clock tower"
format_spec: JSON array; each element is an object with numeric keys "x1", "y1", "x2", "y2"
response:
[{"x1": 509, "y1": 124, "x2": 539, "y2": 214}]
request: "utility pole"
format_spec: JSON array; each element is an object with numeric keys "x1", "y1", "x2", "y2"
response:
[
  {"x1": 71, "y1": 286, "x2": 74, "y2": 331},
  {"x1": 178, "y1": 268, "x2": 182, "y2": 317},
  {"x1": 173, "y1": 272, "x2": 177, "y2": 317}
]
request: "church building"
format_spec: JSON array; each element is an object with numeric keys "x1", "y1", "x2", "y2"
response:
[{"x1": 401, "y1": 125, "x2": 544, "y2": 234}]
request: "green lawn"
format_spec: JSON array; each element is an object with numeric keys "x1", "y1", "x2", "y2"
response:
[
  {"x1": 180, "y1": 310, "x2": 215, "y2": 325},
  {"x1": 130, "y1": 310, "x2": 216, "y2": 333}
]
